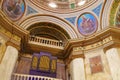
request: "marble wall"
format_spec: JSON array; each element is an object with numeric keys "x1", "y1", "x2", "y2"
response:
[
  {"x1": 106, "y1": 48, "x2": 120, "y2": 80},
  {"x1": 71, "y1": 47, "x2": 113, "y2": 80},
  {"x1": 70, "y1": 58, "x2": 85, "y2": 80},
  {"x1": 0, "y1": 46, "x2": 18, "y2": 80},
  {"x1": 15, "y1": 57, "x2": 32, "y2": 74},
  {"x1": 56, "y1": 62, "x2": 66, "y2": 80},
  {"x1": 84, "y1": 48, "x2": 112, "y2": 80}
]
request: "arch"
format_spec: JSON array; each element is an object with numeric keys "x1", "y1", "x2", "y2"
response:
[
  {"x1": 109, "y1": 0, "x2": 120, "y2": 26},
  {"x1": 19, "y1": 15, "x2": 78, "y2": 39},
  {"x1": 102, "y1": 0, "x2": 114, "y2": 28}
]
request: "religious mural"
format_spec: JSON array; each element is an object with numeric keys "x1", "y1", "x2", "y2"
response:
[
  {"x1": 2, "y1": 0, "x2": 25, "y2": 21},
  {"x1": 77, "y1": 13, "x2": 98, "y2": 36}
]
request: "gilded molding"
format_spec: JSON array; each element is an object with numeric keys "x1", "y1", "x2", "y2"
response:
[
  {"x1": 109, "y1": 0, "x2": 120, "y2": 26},
  {"x1": 64, "y1": 27, "x2": 120, "y2": 60}
]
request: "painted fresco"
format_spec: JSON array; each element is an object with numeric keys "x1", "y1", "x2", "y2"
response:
[
  {"x1": 77, "y1": 13, "x2": 98, "y2": 36},
  {"x1": 2, "y1": 0, "x2": 25, "y2": 21}
]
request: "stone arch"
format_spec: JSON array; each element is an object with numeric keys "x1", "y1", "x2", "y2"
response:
[{"x1": 19, "y1": 15, "x2": 78, "y2": 39}]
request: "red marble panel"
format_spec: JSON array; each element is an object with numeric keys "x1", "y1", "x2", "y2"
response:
[
  {"x1": 15, "y1": 57, "x2": 32, "y2": 74},
  {"x1": 89, "y1": 55, "x2": 103, "y2": 74}
]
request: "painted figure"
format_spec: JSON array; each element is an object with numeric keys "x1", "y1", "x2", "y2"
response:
[
  {"x1": 80, "y1": 15, "x2": 95, "y2": 33},
  {"x1": 3, "y1": 0, "x2": 25, "y2": 20},
  {"x1": 78, "y1": 13, "x2": 97, "y2": 35}
]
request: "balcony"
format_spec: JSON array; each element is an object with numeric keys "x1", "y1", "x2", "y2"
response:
[
  {"x1": 29, "y1": 36, "x2": 64, "y2": 47},
  {"x1": 27, "y1": 36, "x2": 65, "y2": 56},
  {"x1": 11, "y1": 73, "x2": 62, "y2": 80}
]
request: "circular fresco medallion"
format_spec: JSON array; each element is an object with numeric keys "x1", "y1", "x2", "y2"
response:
[
  {"x1": 2, "y1": 0, "x2": 25, "y2": 21},
  {"x1": 77, "y1": 13, "x2": 98, "y2": 36}
]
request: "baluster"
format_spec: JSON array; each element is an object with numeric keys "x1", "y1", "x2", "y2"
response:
[
  {"x1": 32, "y1": 76, "x2": 34, "y2": 80},
  {"x1": 39, "y1": 77, "x2": 41, "y2": 80},
  {"x1": 24, "y1": 76, "x2": 26, "y2": 80},
  {"x1": 47, "y1": 40, "x2": 49, "y2": 44},
  {"x1": 26, "y1": 76, "x2": 29, "y2": 80},
  {"x1": 36, "y1": 38, "x2": 38, "y2": 42},
  {"x1": 44, "y1": 40, "x2": 46, "y2": 44},
  {"x1": 18, "y1": 75, "x2": 21, "y2": 80},
  {"x1": 35, "y1": 77, "x2": 38, "y2": 80},
  {"x1": 56, "y1": 42, "x2": 59, "y2": 46},
  {"x1": 15, "y1": 75, "x2": 17, "y2": 80},
  {"x1": 39, "y1": 39, "x2": 42, "y2": 43},
  {"x1": 16, "y1": 75, "x2": 19, "y2": 80},
  {"x1": 38, "y1": 77, "x2": 41, "y2": 80},
  {"x1": 49, "y1": 41, "x2": 51, "y2": 45},
  {"x1": 38, "y1": 38, "x2": 40, "y2": 43},
  {"x1": 22, "y1": 76, "x2": 24, "y2": 80},
  {"x1": 29, "y1": 77, "x2": 31, "y2": 80},
  {"x1": 38, "y1": 38, "x2": 40, "y2": 42},
  {"x1": 43, "y1": 40, "x2": 44, "y2": 43}
]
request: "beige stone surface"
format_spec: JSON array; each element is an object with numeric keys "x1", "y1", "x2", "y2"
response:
[
  {"x1": 70, "y1": 58, "x2": 85, "y2": 80},
  {"x1": 0, "y1": 46, "x2": 18, "y2": 80},
  {"x1": 84, "y1": 48, "x2": 112, "y2": 80},
  {"x1": 106, "y1": 48, "x2": 120, "y2": 80}
]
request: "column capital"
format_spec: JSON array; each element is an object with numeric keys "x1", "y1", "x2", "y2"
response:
[{"x1": 65, "y1": 53, "x2": 84, "y2": 65}]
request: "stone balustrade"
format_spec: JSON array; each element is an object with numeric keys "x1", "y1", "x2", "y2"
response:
[
  {"x1": 29, "y1": 36, "x2": 64, "y2": 47},
  {"x1": 11, "y1": 73, "x2": 62, "y2": 80}
]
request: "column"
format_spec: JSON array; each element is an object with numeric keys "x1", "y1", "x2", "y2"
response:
[
  {"x1": 70, "y1": 58, "x2": 85, "y2": 80},
  {"x1": 0, "y1": 46, "x2": 18, "y2": 80},
  {"x1": 106, "y1": 48, "x2": 120, "y2": 80}
]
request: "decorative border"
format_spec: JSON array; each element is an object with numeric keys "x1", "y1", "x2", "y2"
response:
[{"x1": 109, "y1": 0, "x2": 120, "y2": 26}]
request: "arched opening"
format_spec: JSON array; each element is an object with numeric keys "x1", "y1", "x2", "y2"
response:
[{"x1": 27, "y1": 22, "x2": 71, "y2": 42}]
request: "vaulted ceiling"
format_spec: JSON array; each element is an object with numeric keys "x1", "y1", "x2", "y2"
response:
[{"x1": 27, "y1": 22, "x2": 70, "y2": 42}]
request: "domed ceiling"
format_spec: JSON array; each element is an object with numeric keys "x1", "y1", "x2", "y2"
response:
[
  {"x1": 27, "y1": 22, "x2": 71, "y2": 42},
  {"x1": 30, "y1": 0, "x2": 97, "y2": 13},
  {"x1": 1, "y1": 0, "x2": 105, "y2": 40}
]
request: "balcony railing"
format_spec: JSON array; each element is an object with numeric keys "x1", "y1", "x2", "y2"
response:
[
  {"x1": 11, "y1": 73, "x2": 62, "y2": 80},
  {"x1": 29, "y1": 36, "x2": 64, "y2": 47}
]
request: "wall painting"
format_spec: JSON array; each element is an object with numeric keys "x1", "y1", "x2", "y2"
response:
[
  {"x1": 2, "y1": 0, "x2": 25, "y2": 21},
  {"x1": 77, "y1": 13, "x2": 98, "y2": 36}
]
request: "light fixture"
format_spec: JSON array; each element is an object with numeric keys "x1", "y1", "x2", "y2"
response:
[
  {"x1": 48, "y1": 2, "x2": 58, "y2": 8},
  {"x1": 78, "y1": 0, "x2": 86, "y2": 6}
]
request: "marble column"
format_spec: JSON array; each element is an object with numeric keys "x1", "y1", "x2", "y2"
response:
[
  {"x1": 106, "y1": 48, "x2": 120, "y2": 80},
  {"x1": 0, "y1": 46, "x2": 18, "y2": 80},
  {"x1": 70, "y1": 58, "x2": 85, "y2": 80}
]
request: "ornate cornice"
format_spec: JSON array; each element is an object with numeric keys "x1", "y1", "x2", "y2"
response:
[
  {"x1": 0, "y1": 10, "x2": 29, "y2": 40},
  {"x1": 0, "y1": 10, "x2": 29, "y2": 51},
  {"x1": 64, "y1": 27, "x2": 120, "y2": 62}
]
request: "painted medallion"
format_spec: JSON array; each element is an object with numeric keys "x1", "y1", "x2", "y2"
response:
[
  {"x1": 77, "y1": 13, "x2": 98, "y2": 36},
  {"x1": 2, "y1": 0, "x2": 25, "y2": 21}
]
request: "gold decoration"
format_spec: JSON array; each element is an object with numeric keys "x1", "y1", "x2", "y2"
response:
[
  {"x1": 31, "y1": 56, "x2": 38, "y2": 69},
  {"x1": 0, "y1": 36, "x2": 6, "y2": 63},
  {"x1": 39, "y1": 56, "x2": 50, "y2": 71}
]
